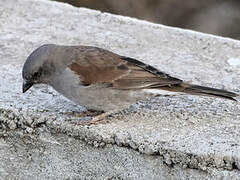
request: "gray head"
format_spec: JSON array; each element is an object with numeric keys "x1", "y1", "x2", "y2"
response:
[{"x1": 22, "y1": 44, "x2": 58, "y2": 93}]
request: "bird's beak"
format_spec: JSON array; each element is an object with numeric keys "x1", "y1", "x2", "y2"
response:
[{"x1": 22, "y1": 80, "x2": 33, "y2": 93}]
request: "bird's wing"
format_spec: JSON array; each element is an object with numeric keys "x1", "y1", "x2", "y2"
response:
[{"x1": 68, "y1": 47, "x2": 182, "y2": 89}]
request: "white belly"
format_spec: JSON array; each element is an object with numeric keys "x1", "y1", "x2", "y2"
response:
[{"x1": 49, "y1": 68, "x2": 150, "y2": 111}]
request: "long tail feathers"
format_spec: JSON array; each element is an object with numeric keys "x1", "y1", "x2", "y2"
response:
[{"x1": 180, "y1": 83, "x2": 238, "y2": 101}]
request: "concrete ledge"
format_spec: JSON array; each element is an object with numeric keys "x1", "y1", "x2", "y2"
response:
[{"x1": 0, "y1": 0, "x2": 240, "y2": 179}]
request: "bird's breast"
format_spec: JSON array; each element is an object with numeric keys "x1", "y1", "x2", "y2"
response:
[{"x1": 49, "y1": 68, "x2": 150, "y2": 111}]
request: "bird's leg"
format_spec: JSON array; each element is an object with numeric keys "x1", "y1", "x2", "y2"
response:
[
  {"x1": 68, "y1": 109, "x2": 118, "y2": 126},
  {"x1": 62, "y1": 109, "x2": 104, "y2": 117},
  {"x1": 87, "y1": 110, "x2": 116, "y2": 125}
]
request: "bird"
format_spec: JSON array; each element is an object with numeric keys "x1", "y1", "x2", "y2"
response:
[{"x1": 22, "y1": 44, "x2": 238, "y2": 124}]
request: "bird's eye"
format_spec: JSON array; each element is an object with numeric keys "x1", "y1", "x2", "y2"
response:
[{"x1": 33, "y1": 72, "x2": 41, "y2": 78}]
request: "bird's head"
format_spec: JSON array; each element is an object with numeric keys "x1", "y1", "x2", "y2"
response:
[{"x1": 22, "y1": 44, "x2": 57, "y2": 93}]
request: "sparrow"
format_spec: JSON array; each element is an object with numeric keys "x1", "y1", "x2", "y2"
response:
[{"x1": 22, "y1": 44, "x2": 238, "y2": 123}]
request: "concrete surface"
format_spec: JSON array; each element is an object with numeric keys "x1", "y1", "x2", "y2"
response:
[{"x1": 0, "y1": 0, "x2": 240, "y2": 179}]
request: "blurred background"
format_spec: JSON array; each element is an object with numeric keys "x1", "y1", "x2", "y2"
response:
[{"x1": 52, "y1": 0, "x2": 240, "y2": 40}]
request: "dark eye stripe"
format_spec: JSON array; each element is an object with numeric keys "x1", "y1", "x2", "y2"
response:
[{"x1": 33, "y1": 72, "x2": 40, "y2": 77}]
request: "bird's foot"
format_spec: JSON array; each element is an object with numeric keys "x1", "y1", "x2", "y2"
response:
[
  {"x1": 87, "y1": 111, "x2": 114, "y2": 125},
  {"x1": 66, "y1": 110, "x2": 117, "y2": 126},
  {"x1": 62, "y1": 109, "x2": 104, "y2": 117}
]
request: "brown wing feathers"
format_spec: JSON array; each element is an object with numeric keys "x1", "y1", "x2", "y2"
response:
[
  {"x1": 68, "y1": 61, "x2": 128, "y2": 86},
  {"x1": 112, "y1": 57, "x2": 182, "y2": 89},
  {"x1": 68, "y1": 48, "x2": 182, "y2": 89}
]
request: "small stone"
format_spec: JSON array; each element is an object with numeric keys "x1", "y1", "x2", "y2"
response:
[
  {"x1": 25, "y1": 117, "x2": 33, "y2": 126},
  {"x1": 8, "y1": 120, "x2": 17, "y2": 130},
  {"x1": 8, "y1": 112, "x2": 15, "y2": 120},
  {"x1": 25, "y1": 127, "x2": 33, "y2": 133}
]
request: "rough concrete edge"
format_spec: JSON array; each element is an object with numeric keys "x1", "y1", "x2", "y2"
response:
[
  {"x1": 47, "y1": 119, "x2": 240, "y2": 172},
  {"x1": 1, "y1": 107, "x2": 239, "y2": 172},
  {"x1": 1, "y1": 0, "x2": 240, "y2": 173}
]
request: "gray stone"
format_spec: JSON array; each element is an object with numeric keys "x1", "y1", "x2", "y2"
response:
[{"x1": 0, "y1": 0, "x2": 240, "y2": 179}]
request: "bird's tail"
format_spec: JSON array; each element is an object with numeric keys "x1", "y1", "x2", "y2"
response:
[
  {"x1": 179, "y1": 83, "x2": 238, "y2": 101},
  {"x1": 154, "y1": 82, "x2": 238, "y2": 101}
]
